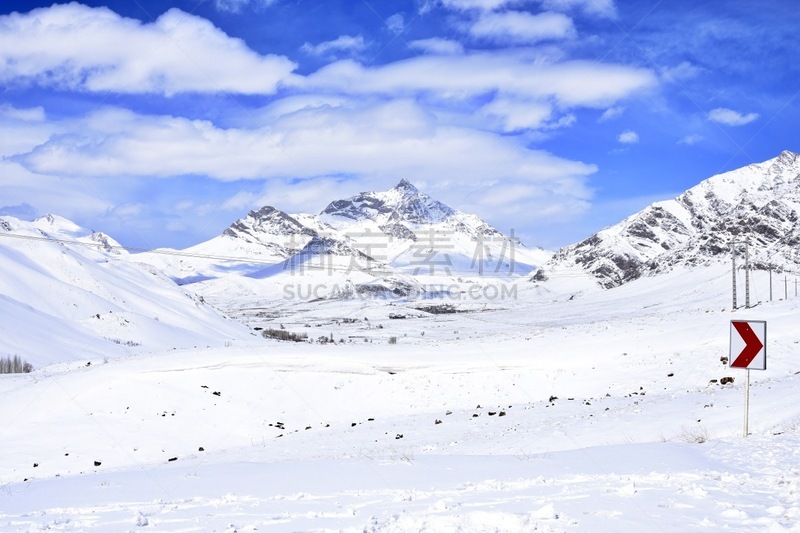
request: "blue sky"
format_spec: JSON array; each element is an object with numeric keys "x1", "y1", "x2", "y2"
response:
[{"x1": 0, "y1": 0, "x2": 797, "y2": 250}]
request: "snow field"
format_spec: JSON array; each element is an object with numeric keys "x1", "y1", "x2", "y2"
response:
[{"x1": 3, "y1": 260, "x2": 800, "y2": 531}]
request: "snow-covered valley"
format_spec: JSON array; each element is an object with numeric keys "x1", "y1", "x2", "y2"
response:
[{"x1": 2, "y1": 259, "x2": 800, "y2": 531}]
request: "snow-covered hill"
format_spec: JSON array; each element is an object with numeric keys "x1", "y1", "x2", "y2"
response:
[
  {"x1": 535, "y1": 150, "x2": 800, "y2": 289},
  {"x1": 0, "y1": 215, "x2": 251, "y2": 368}
]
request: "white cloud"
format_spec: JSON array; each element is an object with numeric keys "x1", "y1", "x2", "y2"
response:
[
  {"x1": 598, "y1": 105, "x2": 624, "y2": 122},
  {"x1": 408, "y1": 38, "x2": 465, "y2": 55},
  {"x1": 0, "y1": 4, "x2": 296, "y2": 95},
  {"x1": 300, "y1": 35, "x2": 367, "y2": 57},
  {"x1": 0, "y1": 104, "x2": 46, "y2": 123},
  {"x1": 386, "y1": 13, "x2": 405, "y2": 34},
  {"x1": 436, "y1": 0, "x2": 616, "y2": 17},
  {"x1": 539, "y1": 0, "x2": 616, "y2": 18},
  {"x1": 617, "y1": 130, "x2": 639, "y2": 144},
  {"x1": 549, "y1": 113, "x2": 576, "y2": 129},
  {"x1": 707, "y1": 107, "x2": 759, "y2": 126},
  {"x1": 469, "y1": 11, "x2": 577, "y2": 43},
  {"x1": 660, "y1": 61, "x2": 702, "y2": 83},
  {"x1": 439, "y1": 0, "x2": 512, "y2": 11},
  {"x1": 678, "y1": 134, "x2": 704, "y2": 145},
  {"x1": 297, "y1": 53, "x2": 656, "y2": 108},
  {"x1": 214, "y1": 0, "x2": 278, "y2": 13},
  {"x1": 0, "y1": 105, "x2": 56, "y2": 158},
  {"x1": 15, "y1": 102, "x2": 597, "y2": 218},
  {"x1": 215, "y1": 0, "x2": 244, "y2": 12},
  {"x1": 481, "y1": 98, "x2": 553, "y2": 131}
]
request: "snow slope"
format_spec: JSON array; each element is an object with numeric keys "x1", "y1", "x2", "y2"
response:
[
  {"x1": 2, "y1": 260, "x2": 800, "y2": 531},
  {"x1": 0, "y1": 215, "x2": 252, "y2": 367}
]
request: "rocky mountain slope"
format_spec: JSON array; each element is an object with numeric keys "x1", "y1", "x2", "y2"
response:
[{"x1": 535, "y1": 150, "x2": 800, "y2": 289}]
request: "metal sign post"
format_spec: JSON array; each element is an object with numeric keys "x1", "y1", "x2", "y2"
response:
[
  {"x1": 729, "y1": 320, "x2": 766, "y2": 437},
  {"x1": 743, "y1": 369, "x2": 750, "y2": 438}
]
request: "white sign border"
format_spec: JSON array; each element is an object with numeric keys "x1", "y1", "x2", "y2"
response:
[{"x1": 729, "y1": 320, "x2": 767, "y2": 371}]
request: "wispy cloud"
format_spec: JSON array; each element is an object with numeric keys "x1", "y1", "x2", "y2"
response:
[
  {"x1": 617, "y1": 130, "x2": 639, "y2": 144},
  {"x1": 214, "y1": 0, "x2": 278, "y2": 13},
  {"x1": 469, "y1": 11, "x2": 577, "y2": 43},
  {"x1": 539, "y1": 0, "x2": 617, "y2": 18},
  {"x1": 435, "y1": 0, "x2": 616, "y2": 18},
  {"x1": 386, "y1": 13, "x2": 405, "y2": 34},
  {"x1": 660, "y1": 61, "x2": 702, "y2": 83},
  {"x1": 439, "y1": 0, "x2": 511, "y2": 12},
  {"x1": 408, "y1": 38, "x2": 465, "y2": 55},
  {"x1": 297, "y1": 53, "x2": 656, "y2": 107},
  {"x1": 707, "y1": 107, "x2": 759, "y2": 126},
  {"x1": 678, "y1": 134, "x2": 703, "y2": 145},
  {"x1": 481, "y1": 98, "x2": 553, "y2": 131},
  {"x1": 598, "y1": 105, "x2": 624, "y2": 122},
  {"x1": 300, "y1": 35, "x2": 367, "y2": 58}
]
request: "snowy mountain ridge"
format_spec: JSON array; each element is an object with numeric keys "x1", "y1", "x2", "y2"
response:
[
  {"x1": 141, "y1": 180, "x2": 550, "y2": 286},
  {"x1": 537, "y1": 150, "x2": 800, "y2": 288}
]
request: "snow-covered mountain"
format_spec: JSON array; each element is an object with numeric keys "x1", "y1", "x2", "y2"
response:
[
  {"x1": 0, "y1": 215, "x2": 251, "y2": 367},
  {"x1": 319, "y1": 179, "x2": 549, "y2": 276},
  {"x1": 535, "y1": 150, "x2": 800, "y2": 289},
  {"x1": 140, "y1": 180, "x2": 551, "y2": 288},
  {"x1": 321, "y1": 178, "x2": 456, "y2": 224},
  {"x1": 138, "y1": 206, "x2": 323, "y2": 284}
]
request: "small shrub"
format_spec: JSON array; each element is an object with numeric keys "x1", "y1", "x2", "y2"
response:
[
  {"x1": 389, "y1": 336, "x2": 398, "y2": 345},
  {"x1": 678, "y1": 425, "x2": 709, "y2": 444},
  {"x1": 261, "y1": 328, "x2": 308, "y2": 342},
  {"x1": 0, "y1": 355, "x2": 33, "y2": 374}
]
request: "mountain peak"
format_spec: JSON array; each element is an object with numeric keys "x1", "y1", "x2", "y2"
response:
[
  {"x1": 321, "y1": 181, "x2": 455, "y2": 224},
  {"x1": 223, "y1": 205, "x2": 315, "y2": 241},
  {"x1": 394, "y1": 178, "x2": 418, "y2": 193},
  {"x1": 31, "y1": 214, "x2": 89, "y2": 238},
  {"x1": 775, "y1": 150, "x2": 800, "y2": 166}
]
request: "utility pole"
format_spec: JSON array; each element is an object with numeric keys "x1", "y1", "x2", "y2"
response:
[
  {"x1": 785, "y1": 276, "x2": 789, "y2": 300},
  {"x1": 769, "y1": 266, "x2": 773, "y2": 302},
  {"x1": 745, "y1": 241, "x2": 750, "y2": 309},
  {"x1": 731, "y1": 241, "x2": 738, "y2": 310}
]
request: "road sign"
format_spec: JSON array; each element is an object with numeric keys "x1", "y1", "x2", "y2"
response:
[{"x1": 729, "y1": 320, "x2": 766, "y2": 370}]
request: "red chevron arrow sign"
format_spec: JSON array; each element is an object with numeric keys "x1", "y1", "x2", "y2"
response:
[{"x1": 729, "y1": 320, "x2": 766, "y2": 370}]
